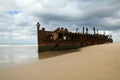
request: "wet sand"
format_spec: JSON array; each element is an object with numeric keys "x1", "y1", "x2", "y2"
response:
[{"x1": 0, "y1": 43, "x2": 120, "y2": 80}]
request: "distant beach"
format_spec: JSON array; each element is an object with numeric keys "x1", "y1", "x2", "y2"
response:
[{"x1": 0, "y1": 43, "x2": 120, "y2": 80}]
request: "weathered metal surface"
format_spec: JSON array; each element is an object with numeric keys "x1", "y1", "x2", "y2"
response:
[{"x1": 36, "y1": 22, "x2": 113, "y2": 52}]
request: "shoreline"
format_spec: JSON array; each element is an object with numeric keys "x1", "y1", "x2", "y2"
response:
[{"x1": 0, "y1": 42, "x2": 120, "y2": 80}]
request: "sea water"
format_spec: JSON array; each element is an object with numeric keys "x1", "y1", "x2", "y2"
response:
[{"x1": 0, "y1": 44, "x2": 38, "y2": 68}]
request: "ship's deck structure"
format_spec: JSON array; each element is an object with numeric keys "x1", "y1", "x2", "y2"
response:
[{"x1": 36, "y1": 22, "x2": 113, "y2": 52}]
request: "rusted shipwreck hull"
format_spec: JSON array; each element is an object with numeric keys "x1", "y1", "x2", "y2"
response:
[{"x1": 36, "y1": 22, "x2": 113, "y2": 52}]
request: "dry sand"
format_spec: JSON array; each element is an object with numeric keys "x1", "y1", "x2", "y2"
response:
[{"x1": 0, "y1": 43, "x2": 120, "y2": 80}]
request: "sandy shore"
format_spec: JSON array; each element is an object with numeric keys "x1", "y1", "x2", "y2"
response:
[{"x1": 0, "y1": 43, "x2": 120, "y2": 80}]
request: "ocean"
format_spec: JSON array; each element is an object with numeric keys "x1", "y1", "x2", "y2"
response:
[
  {"x1": 0, "y1": 44, "x2": 38, "y2": 68},
  {"x1": 0, "y1": 44, "x2": 77, "y2": 69}
]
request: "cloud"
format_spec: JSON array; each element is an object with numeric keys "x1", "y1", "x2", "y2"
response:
[{"x1": 0, "y1": 0, "x2": 120, "y2": 44}]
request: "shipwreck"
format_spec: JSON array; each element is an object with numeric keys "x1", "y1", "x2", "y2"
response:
[{"x1": 36, "y1": 22, "x2": 113, "y2": 52}]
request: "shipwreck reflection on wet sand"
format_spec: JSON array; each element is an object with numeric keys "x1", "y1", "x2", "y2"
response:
[{"x1": 38, "y1": 49, "x2": 80, "y2": 59}]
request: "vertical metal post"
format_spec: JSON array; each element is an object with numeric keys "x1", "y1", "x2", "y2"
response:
[
  {"x1": 93, "y1": 27, "x2": 95, "y2": 34},
  {"x1": 83, "y1": 27, "x2": 84, "y2": 34},
  {"x1": 86, "y1": 28, "x2": 88, "y2": 34},
  {"x1": 36, "y1": 22, "x2": 40, "y2": 52}
]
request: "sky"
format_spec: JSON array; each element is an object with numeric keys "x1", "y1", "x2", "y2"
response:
[{"x1": 0, "y1": 0, "x2": 120, "y2": 44}]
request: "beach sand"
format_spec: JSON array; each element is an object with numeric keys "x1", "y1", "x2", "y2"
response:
[{"x1": 0, "y1": 43, "x2": 120, "y2": 80}]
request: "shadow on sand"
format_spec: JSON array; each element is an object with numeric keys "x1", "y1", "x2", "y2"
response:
[{"x1": 38, "y1": 48, "x2": 81, "y2": 59}]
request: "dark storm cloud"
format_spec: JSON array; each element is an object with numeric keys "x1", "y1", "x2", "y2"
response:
[{"x1": 31, "y1": 0, "x2": 120, "y2": 31}]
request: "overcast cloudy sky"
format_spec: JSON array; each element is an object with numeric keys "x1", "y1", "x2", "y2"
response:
[{"x1": 0, "y1": 0, "x2": 120, "y2": 44}]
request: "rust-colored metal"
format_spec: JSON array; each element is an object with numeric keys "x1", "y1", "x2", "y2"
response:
[{"x1": 36, "y1": 22, "x2": 113, "y2": 52}]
